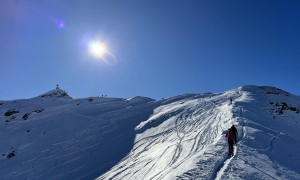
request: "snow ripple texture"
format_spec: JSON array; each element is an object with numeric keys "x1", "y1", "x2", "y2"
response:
[
  {"x1": 100, "y1": 90, "x2": 242, "y2": 180},
  {"x1": 100, "y1": 86, "x2": 300, "y2": 180}
]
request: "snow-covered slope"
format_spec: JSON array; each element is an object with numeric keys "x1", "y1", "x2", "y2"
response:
[
  {"x1": 1, "y1": 86, "x2": 300, "y2": 179},
  {"x1": 99, "y1": 86, "x2": 300, "y2": 180},
  {"x1": 0, "y1": 89, "x2": 157, "y2": 179}
]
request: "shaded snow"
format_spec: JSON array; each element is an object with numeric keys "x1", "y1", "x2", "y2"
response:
[{"x1": 0, "y1": 95, "x2": 157, "y2": 179}]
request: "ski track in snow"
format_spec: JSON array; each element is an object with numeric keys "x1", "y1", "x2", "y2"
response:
[
  {"x1": 100, "y1": 91, "x2": 244, "y2": 180},
  {"x1": 205, "y1": 97, "x2": 245, "y2": 180}
]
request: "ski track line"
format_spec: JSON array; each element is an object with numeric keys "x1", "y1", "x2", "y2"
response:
[
  {"x1": 210, "y1": 102, "x2": 244, "y2": 180},
  {"x1": 176, "y1": 103, "x2": 232, "y2": 180},
  {"x1": 152, "y1": 101, "x2": 217, "y2": 179},
  {"x1": 236, "y1": 156, "x2": 278, "y2": 179},
  {"x1": 102, "y1": 94, "x2": 242, "y2": 180},
  {"x1": 215, "y1": 155, "x2": 234, "y2": 180},
  {"x1": 159, "y1": 106, "x2": 221, "y2": 180},
  {"x1": 209, "y1": 134, "x2": 234, "y2": 178},
  {"x1": 256, "y1": 133, "x2": 281, "y2": 152}
]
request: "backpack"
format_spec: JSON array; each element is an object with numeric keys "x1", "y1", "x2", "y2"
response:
[
  {"x1": 231, "y1": 126, "x2": 237, "y2": 135},
  {"x1": 227, "y1": 129, "x2": 234, "y2": 140}
]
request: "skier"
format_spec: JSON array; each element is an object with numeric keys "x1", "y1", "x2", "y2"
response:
[
  {"x1": 229, "y1": 98, "x2": 233, "y2": 105},
  {"x1": 226, "y1": 128, "x2": 234, "y2": 156},
  {"x1": 231, "y1": 125, "x2": 238, "y2": 145}
]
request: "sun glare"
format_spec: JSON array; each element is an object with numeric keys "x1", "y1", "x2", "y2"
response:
[
  {"x1": 82, "y1": 36, "x2": 118, "y2": 65},
  {"x1": 88, "y1": 41, "x2": 107, "y2": 58}
]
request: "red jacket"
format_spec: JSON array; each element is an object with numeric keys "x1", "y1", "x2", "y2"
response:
[{"x1": 227, "y1": 129, "x2": 234, "y2": 141}]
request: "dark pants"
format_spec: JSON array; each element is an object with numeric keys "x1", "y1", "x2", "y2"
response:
[
  {"x1": 228, "y1": 140, "x2": 234, "y2": 156},
  {"x1": 234, "y1": 136, "x2": 237, "y2": 145}
]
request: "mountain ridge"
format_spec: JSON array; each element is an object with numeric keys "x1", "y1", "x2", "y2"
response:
[{"x1": 0, "y1": 85, "x2": 299, "y2": 179}]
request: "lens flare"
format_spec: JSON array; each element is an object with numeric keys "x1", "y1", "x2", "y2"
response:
[{"x1": 50, "y1": 18, "x2": 65, "y2": 29}]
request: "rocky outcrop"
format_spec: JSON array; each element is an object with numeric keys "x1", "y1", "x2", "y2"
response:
[
  {"x1": 39, "y1": 89, "x2": 71, "y2": 98},
  {"x1": 22, "y1": 108, "x2": 44, "y2": 120},
  {"x1": 4, "y1": 109, "x2": 19, "y2": 116},
  {"x1": 269, "y1": 102, "x2": 299, "y2": 115}
]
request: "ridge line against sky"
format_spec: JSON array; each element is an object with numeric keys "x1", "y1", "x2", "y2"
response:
[
  {"x1": 0, "y1": 85, "x2": 299, "y2": 101},
  {"x1": 1, "y1": 0, "x2": 300, "y2": 100}
]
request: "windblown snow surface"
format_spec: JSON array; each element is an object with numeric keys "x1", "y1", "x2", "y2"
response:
[{"x1": 0, "y1": 86, "x2": 300, "y2": 179}]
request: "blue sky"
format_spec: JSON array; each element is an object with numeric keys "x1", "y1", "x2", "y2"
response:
[{"x1": 1, "y1": 0, "x2": 300, "y2": 100}]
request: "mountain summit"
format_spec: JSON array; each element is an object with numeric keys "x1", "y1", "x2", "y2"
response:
[
  {"x1": 0, "y1": 85, "x2": 299, "y2": 179},
  {"x1": 39, "y1": 88, "x2": 71, "y2": 99}
]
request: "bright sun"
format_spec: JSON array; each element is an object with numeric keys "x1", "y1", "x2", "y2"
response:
[{"x1": 88, "y1": 41, "x2": 107, "y2": 58}]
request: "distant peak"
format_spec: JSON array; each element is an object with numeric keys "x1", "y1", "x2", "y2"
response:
[
  {"x1": 239, "y1": 85, "x2": 291, "y2": 96},
  {"x1": 39, "y1": 88, "x2": 71, "y2": 98},
  {"x1": 259, "y1": 86, "x2": 291, "y2": 96},
  {"x1": 127, "y1": 96, "x2": 155, "y2": 103}
]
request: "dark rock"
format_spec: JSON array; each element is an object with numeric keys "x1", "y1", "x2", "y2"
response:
[
  {"x1": 33, "y1": 108, "x2": 44, "y2": 113},
  {"x1": 271, "y1": 102, "x2": 299, "y2": 116},
  {"x1": 4, "y1": 109, "x2": 19, "y2": 116},
  {"x1": 22, "y1": 113, "x2": 30, "y2": 120},
  {"x1": 262, "y1": 87, "x2": 290, "y2": 96},
  {"x1": 5, "y1": 115, "x2": 16, "y2": 123},
  {"x1": 22, "y1": 109, "x2": 44, "y2": 120},
  {"x1": 276, "y1": 110, "x2": 283, "y2": 115},
  {"x1": 266, "y1": 92, "x2": 279, "y2": 95},
  {"x1": 7, "y1": 151, "x2": 16, "y2": 158}
]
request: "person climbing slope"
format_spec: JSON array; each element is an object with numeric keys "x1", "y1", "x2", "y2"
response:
[
  {"x1": 226, "y1": 128, "x2": 234, "y2": 156},
  {"x1": 231, "y1": 125, "x2": 238, "y2": 145}
]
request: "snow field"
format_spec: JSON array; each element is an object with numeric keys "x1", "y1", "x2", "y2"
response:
[{"x1": 1, "y1": 86, "x2": 300, "y2": 179}]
